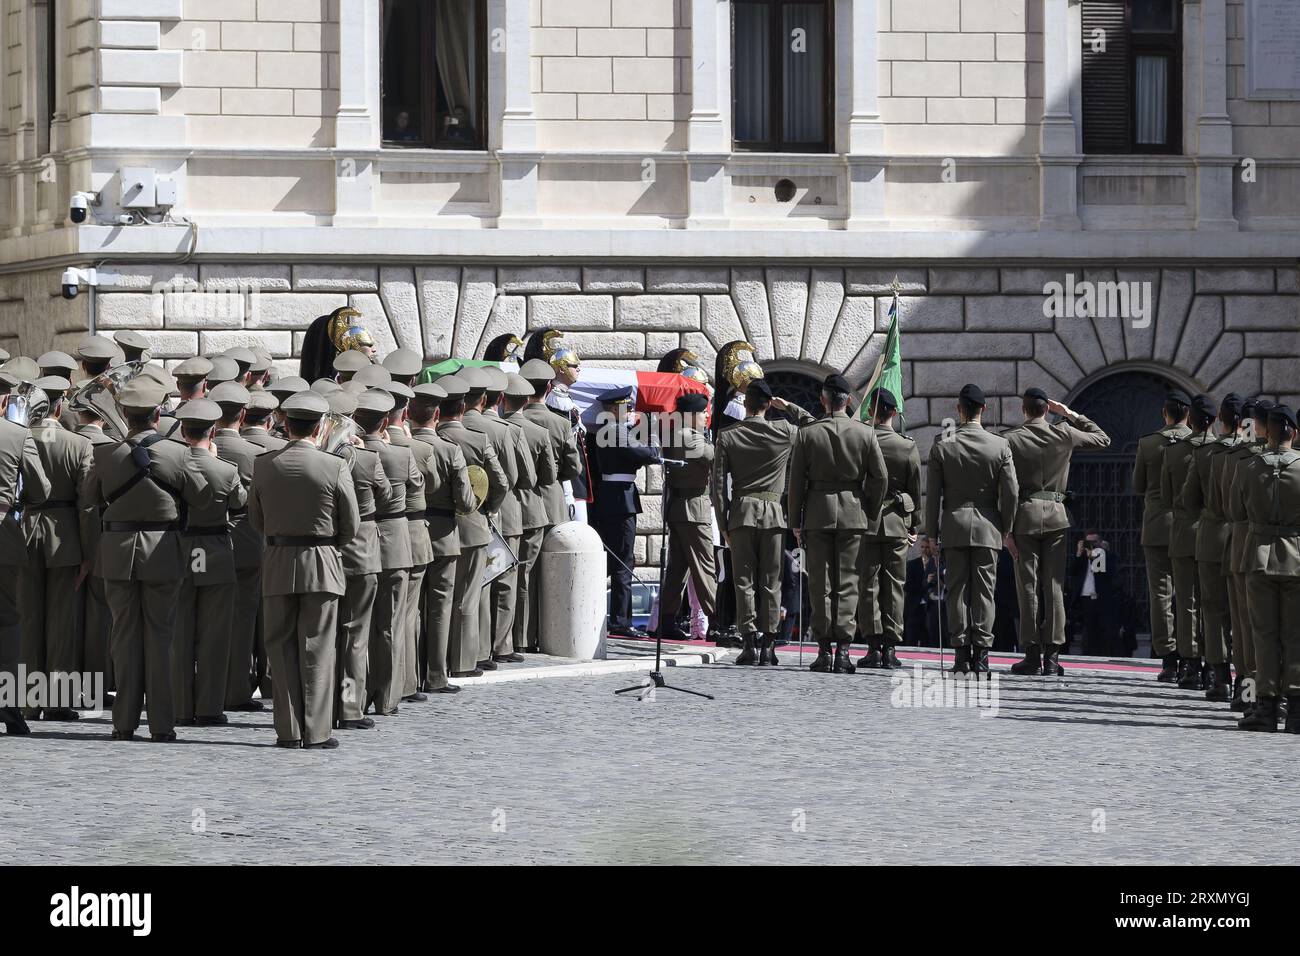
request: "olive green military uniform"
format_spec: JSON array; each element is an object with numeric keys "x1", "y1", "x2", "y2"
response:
[
  {"x1": 336, "y1": 442, "x2": 393, "y2": 721},
  {"x1": 410, "y1": 425, "x2": 475, "y2": 687},
  {"x1": 250, "y1": 437, "x2": 359, "y2": 746},
  {"x1": 390, "y1": 426, "x2": 432, "y2": 699},
  {"x1": 362, "y1": 432, "x2": 418, "y2": 715},
  {"x1": 1004, "y1": 412, "x2": 1109, "y2": 648},
  {"x1": 1162, "y1": 430, "x2": 1214, "y2": 660},
  {"x1": 712, "y1": 404, "x2": 814, "y2": 638},
  {"x1": 1233, "y1": 444, "x2": 1300, "y2": 702},
  {"x1": 859, "y1": 424, "x2": 922, "y2": 649},
  {"x1": 483, "y1": 407, "x2": 537, "y2": 659},
  {"x1": 81, "y1": 425, "x2": 215, "y2": 739},
  {"x1": 1133, "y1": 422, "x2": 1191, "y2": 657},
  {"x1": 173, "y1": 446, "x2": 246, "y2": 723},
  {"x1": 924, "y1": 422, "x2": 1019, "y2": 650},
  {"x1": 76, "y1": 423, "x2": 115, "y2": 694},
  {"x1": 1183, "y1": 433, "x2": 1240, "y2": 670},
  {"x1": 20, "y1": 420, "x2": 94, "y2": 716},
  {"x1": 239, "y1": 422, "x2": 287, "y2": 697},
  {"x1": 212, "y1": 426, "x2": 267, "y2": 708},
  {"x1": 437, "y1": 417, "x2": 508, "y2": 673},
  {"x1": 0, "y1": 419, "x2": 51, "y2": 726},
  {"x1": 788, "y1": 411, "x2": 888, "y2": 655},
  {"x1": 660, "y1": 425, "x2": 718, "y2": 625},
  {"x1": 520, "y1": 399, "x2": 584, "y2": 528},
  {"x1": 502, "y1": 410, "x2": 557, "y2": 652},
  {"x1": 1220, "y1": 436, "x2": 1268, "y2": 683}
]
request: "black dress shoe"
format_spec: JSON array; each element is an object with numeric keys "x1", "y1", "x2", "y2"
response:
[
  {"x1": 43, "y1": 708, "x2": 81, "y2": 722},
  {"x1": 275, "y1": 739, "x2": 302, "y2": 748},
  {"x1": 609, "y1": 625, "x2": 649, "y2": 639},
  {"x1": 809, "y1": 647, "x2": 834, "y2": 672},
  {"x1": 230, "y1": 700, "x2": 265, "y2": 712},
  {"x1": 1042, "y1": 647, "x2": 1065, "y2": 676},
  {"x1": 525, "y1": 644, "x2": 542, "y2": 653},
  {"x1": 432, "y1": 684, "x2": 461, "y2": 694},
  {"x1": 970, "y1": 647, "x2": 991, "y2": 676},
  {"x1": 402, "y1": 693, "x2": 428, "y2": 703},
  {"x1": 1230, "y1": 674, "x2": 1248, "y2": 712},
  {"x1": 339, "y1": 718, "x2": 375, "y2": 730},
  {"x1": 304, "y1": 738, "x2": 340, "y2": 750},
  {"x1": 477, "y1": 659, "x2": 499, "y2": 671},
  {"x1": 857, "y1": 648, "x2": 883, "y2": 670},
  {"x1": 150, "y1": 732, "x2": 178, "y2": 743},
  {"x1": 1155, "y1": 653, "x2": 1180, "y2": 683},
  {"x1": 949, "y1": 645, "x2": 971, "y2": 674},
  {"x1": 881, "y1": 646, "x2": 902, "y2": 669},
  {"x1": 451, "y1": 669, "x2": 484, "y2": 678},
  {"x1": 757, "y1": 633, "x2": 778, "y2": 666},
  {"x1": 110, "y1": 729, "x2": 134, "y2": 741},
  {"x1": 832, "y1": 646, "x2": 856, "y2": 674},
  {"x1": 493, "y1": 653, "x2": 525, "y2": 663},
  {"x1": 1010, "y1": 646, "x2": 1041, "y2": 676},
  {"x1": 195, "y1": 714, "x2": 228, "y2": 726},
  {"x1": 734, "y1": 634, "x2": 758, "y2": 666}
]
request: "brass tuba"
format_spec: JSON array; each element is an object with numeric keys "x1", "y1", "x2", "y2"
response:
[
  {"x1": 318, "y1": 412, "x2": 359, "y2": 456},
  {"x1": 68, "y1": 359, "x2": 147, "y2": 439},
  {"x1": 3, "y1": 381, "x2": 50, "y2": 428},
  {"x1": 720, "y1": 341, "x2": 764, "y2": 391}
]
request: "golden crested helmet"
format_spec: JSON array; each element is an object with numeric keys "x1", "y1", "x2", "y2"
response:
[
  {"x1": 542, "y1": 330, "x2": 580, "y2": 373},
  {"x1": 720, "y1": 340, "x2": 764, "y2": 391},
  {"x1": 327, "y1": 306, "x2": 375, "y2": 355},
  {"x1": 680, "y1": 364, "x2": 710, "y2": 385}
]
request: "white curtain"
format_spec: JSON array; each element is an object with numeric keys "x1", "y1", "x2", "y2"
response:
[
  {"x1": 734, "y1": 2, "x2": 771, "y2": 143},
  {"x1": 1135, "y1": 54, "x2": 1168, "y2": 146},
  {"x1": 434, "y1": 0, "x2": 477, "y2": 136},
  {"x1": 782, "y1": 3, "x2": 824, "y2": 144}
]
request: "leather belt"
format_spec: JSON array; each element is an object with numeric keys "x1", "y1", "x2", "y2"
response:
[
  {"x1": 425, "y1": 506, "x2": 455, "y2": 519},
  {"x1": 405, "y1": 511, "x2": 425, "y2": 521},
  {"x1": 952, "y1": 499, "x2": 997, "y2": 510},
  {"x1": 737, "y1": 490, "x2": 781, "y2": 502},
  {"x1": 672, "y1": 486, "x2": 708, "y2": 497},
  {"x1": 1249, "y1": 523, "x2": 1300, "y2": 536},
  {"x1": 182, "y1": 525, "x2": 230, "y2": 537},
  {"x1": 361, "y1": 513, "x2": 379, "y2": 522},
  {"x1": 267, "y1": 535, "x2": 335, "y2": 547},
  {"x1": 26, "y1": 499, "x2": 77, "y2": 512},
  {"x1": 373, "y1": 511, "x2": 406, "y2": 521},
  {"x1": 811, "y1": 481, "x2": 857, "y2": 492},
  {"x1": 104, "y1": 520, "x2": 177, "y2": 533},
  {"x1": 1021, "y1": 490, "x2": 1067, "y2": 504}
]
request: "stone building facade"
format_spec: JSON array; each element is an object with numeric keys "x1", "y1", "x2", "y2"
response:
[{"x1": 1, "y1": 0, "x2": 1298, "y2": 595}]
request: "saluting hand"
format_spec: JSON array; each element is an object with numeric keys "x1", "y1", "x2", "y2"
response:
[{"x1": 1046, "y1": 399, "x2": 1074, "y2": 419}]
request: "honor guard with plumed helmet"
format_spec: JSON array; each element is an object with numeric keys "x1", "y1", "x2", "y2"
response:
[{"x1": 299, "y1": 305, "x2": 376, "y2": 383}]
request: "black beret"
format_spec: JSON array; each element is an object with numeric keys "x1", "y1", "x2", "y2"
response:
[
  {"x1": 959, "y1": 383, "x2": 986, "y2": 406},
  {"x1": 1270, "y1": 404, "x2": 1298, "y2": 430},
  {"x1": 823, "y1": 373, "x2": 851, "y2": 395},
  {"x1": 1166, "y1": 388, "x2": 1191, "y2": 406},
  {"x1": 1022, "y1": 387, "x2": 1049, "y2": 402},
  {"x1": 873, "y1": 388, "x2": 898, "y2": 412},
  {"x1": 1191, "y1": 393, "x2": 1216, "y2": 418},
  {"x1": 1253, "y1": 398, "x2": 1275, "y2": 418},
  {"x1": 746, "y1": 379, "x2": 774, "y2": 401},
  {"x1": 676, "y1": 392, "x2": 709, "y2": 413},
  {"x1": 1219, "y1": 393, "x2": 1244, "y2": 418}
]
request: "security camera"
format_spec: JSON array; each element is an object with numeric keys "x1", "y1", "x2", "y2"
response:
[
  {"x1": 69, "y1": 191, "x2": 98, "y2": 224},
  {"x1": 61, "y1": 267, "x2": 80, "y2": 300}
]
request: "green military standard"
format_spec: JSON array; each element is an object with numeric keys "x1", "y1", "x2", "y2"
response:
[
  {"x1": 436, "y1": 374, "x2": 508, "y2": 677},
  {"x1": 1218, "y1": 399, "x2": 1272, "y2": 709},
  {"x1": 1161, "y1": 393, "x2": 1217, "y2": 688},
  {"x1": 20, "y1": 376, "x2": 94, "y2": 720},
  {"x1": 81, "y1": 377, "x2": 215, "y2": 742},
  {"x1": 788, "y1": 373, "x2": 888, "y2": 674},
  {"x1": 500, "y1": 374, "x2": 557, "y2": 656},
  {"x1": 657, "y1": 391, "x2": 717, "y2": 641},
  {"x1": 924, "y1": 383, "x2": 1018, "y2": 675},
  {"x1": 0, "y1": 365, "x2": 51, "y2": 735},
  {"x1": 249, "y1": 390, "x2": 360, "y2": 749},
  {"x1": 169, "y1": 399, "x2": 247, "y2": 726},
  {"x1": 712, "y1": 379, "x2": 814, "y2": 665},
  {"x1": 1004, "y1": 388, "x2": 1110, "y2": 677},
  {"x1": 1232, "y1": 403, "x2": 1300, "y2": 734},
  {"x1": 856, "y1": 388, "x2": 922, "y2": 670},
  {"x1": 409, "y1": 382, "x2": 476, "y2": 691},
  {"x1": 1180, "y1": 393, "x2": 1246, "y2": 702},
  {"x1": 1132, "y1": 389, "x2": 1192, "y2": 681}
]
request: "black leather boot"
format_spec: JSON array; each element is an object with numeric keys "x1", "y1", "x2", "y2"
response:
[
  {"x1": 734, "y1": 633, "x2": 758, "y2": 666},
  {"x1": 1010, "y1": 645, "x2": 1041, "y2": 676},
  {"x1": 809, "y1": 644, "x2": 833, "y2": 672},
  {"x1": 1156, "y1": 652, "x2": 1180, "y2": 683},
  {"x1": 970, "y1": 646, "x2": 990, "y2": 677},
  {"x1": 758, "y1": 633, "x2": 778, "y2": 666},
  {"x1": 881, "y1": 645, "x2": 902, "y2": 669},
  {"x1": 1230, "y1": 674, "x2": 1248, "y2": 712},
  {"x1": 1177, "y1": 657, "x2": 1203, "y2": 689},
  {"x1": 1043, "y1": 646, "x2": 1065, "y2": 676},
  {"x1": 857, "y1": 641, "x2": 883, "y2": 670},
  {"x1": 833, "y1": 644, "x2": 856, "y2": 674},
  {"x1": 1205, "y1": 663, "x2": 1232, "y2": 703},
  {"x1": 949, "y1": 645, "x2": 971, "y2": 674},
  {"x1": 1286, "y1": 696, "x2": 1300, "y2": 734},
  {"x1": 1238, "y1": 695, "x2": 1279, "y2": 732}
]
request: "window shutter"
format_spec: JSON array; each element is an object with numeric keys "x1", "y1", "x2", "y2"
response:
[{"x1": 1082, "y1": 1, "x2": 1130, "y2": 154}]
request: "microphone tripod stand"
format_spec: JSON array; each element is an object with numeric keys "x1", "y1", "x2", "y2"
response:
[{"x1": 615, "y1": 454, "x2": 714, "y2": 701}]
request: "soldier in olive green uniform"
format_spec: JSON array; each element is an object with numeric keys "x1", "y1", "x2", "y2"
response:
[
  {"x1": 409, "y1": 383, "x2": 475, "y2": 691},
  {"x1": 1004, "y1": 387, "x2": 1110, "y2": 677},
  {"x1": 1132, "y1": 389, "x2": 1192, "y2": 681},
  {"x1": 170, "y1": 399, "x2": 247, "y2": 726},
  {"x1": 856, "y1": 389, "x2": 922, "y2": 670},
  {"x1": 658, "y1": 392, "x2": 717, "y2": 641},
  {"x1": 1232, "y1": 404, "x2": 1300, "y2": 734},
  {"x1": 20, "y1": 376, "x2": 94, "y2": 719},
  {"x1": 1161, "y1": 393, "x2": 1216, "y2": 688},
  {"x1": 788, "y1": 374, "x2": 888, "y2": 674},
  {"x1": 74, "y1": 402, "x2": 115, "y2": 700},
  {"x1": 924, "y1": 384, "x2": 1018, "y2": 675},
  {"x1": 437, "y1": 374, "x2": 508, "y2": 676},
  {"x1": 36, "y1": 353, "x2": 81, "y2": 433},
  {"x1": 80, "y1": 378, "x2": 216, "y2": 742},
  {"x1": 1219, "y1": 399, "x2": 1272, "y2": 709},
  {"x1": 501, "y1": 374, "x2": 557, "y2": 656},
  {"x1": 1180, "y1": 393, "x2": 1245, "y2": 702},
  {"x1": 249, "y1": 391, "x2": 359, "y2": 748},
  {"x1": 712, "y1": 379, "x2": 814, "y2": 665},
  {"x1": 0, "y1": 369, "x2": 51, "y2": 735}
]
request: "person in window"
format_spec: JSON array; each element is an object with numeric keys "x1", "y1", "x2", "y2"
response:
[
  {"x1": 442, "y1": 106, "x2": 476, "y2": 147},
  {"x1": 389, "y1": 109, "x2": 421, "y2": 144}
]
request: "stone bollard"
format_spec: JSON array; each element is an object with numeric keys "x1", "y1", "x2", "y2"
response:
[{"x1": 538, "y1": 521, "x2": 608, "y2": 660}]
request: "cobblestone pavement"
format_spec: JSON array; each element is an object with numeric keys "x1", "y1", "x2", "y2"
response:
[{"x1": 4, "y1": 658, "x2": 1296, "y2": 865}]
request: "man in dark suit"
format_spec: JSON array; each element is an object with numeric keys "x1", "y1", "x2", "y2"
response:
[
  {"x1": 904, "y1": 535, "x2": 944, "y2": 647},
  {"x1": 589, "y1": 387, "x2": 660, "y2": 638}
]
